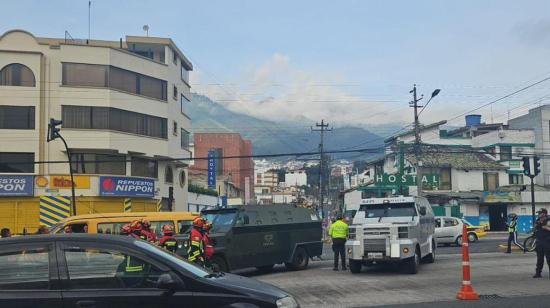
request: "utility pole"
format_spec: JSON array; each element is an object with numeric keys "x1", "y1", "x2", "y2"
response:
[
  {"x1": 410, "y1": 85, "x2": 424, "y2": 197},
  {"x1": 312, "y1": 120, "x2": 332, "y2": 218}
]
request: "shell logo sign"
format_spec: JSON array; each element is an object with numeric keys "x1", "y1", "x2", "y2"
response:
[{"x1": 35, "y1": 175, "x2": 91, "y2": 189}]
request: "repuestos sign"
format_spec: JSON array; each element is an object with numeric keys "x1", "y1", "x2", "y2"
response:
[
  {"x1": 0, "y1": 175, "x2": 34, "y2": 196},
  {"x1": 99, "y1": 176, "x2": 155, "y2": 198}
]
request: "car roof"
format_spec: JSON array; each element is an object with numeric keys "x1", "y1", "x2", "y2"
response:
[{"x1": 0, "y1": 234, "x2": 138, "y2": 245}]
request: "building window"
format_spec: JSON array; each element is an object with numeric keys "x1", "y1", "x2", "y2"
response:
[
  {"x1": 257, "y1": 173, "x2": 262, "y2": 184},
  {"x1": 173, "y1": 50, "x2": 178, "y2": 65},
  {"x1": 0, "y1": 106, "x2": 35, "y2": 129},
  {"x1": 131, "y1": 157, "x2": 158, "y2": 178},
  {"x1": 62, "y1": 63, "x2": 167, "y2": 101},
  {"x1": 422, "y1": 167, "x2": 451, "y2": 190},
  {"x1": 181, "y1": 129, "x2": 190, "y2": 150},
  {"x1": 173, "y1": 85, "x2": 178, "y2": 100},
  {"x1": 62, "y1": 105, "x2": 167, "y2": 139},
  {"x1": 500, "y1": 146, "x2": 512, "y2": 160},
  {"x1": 509, "y1": 174, "x2": 524, "y2": 185},
  {"x1": 181, "y1": 94, "x2": 189, "y2": 114},
  {"x1": 70, "y1": 153, "x2": 126, "y2": 175},
  {"x1": 181, "y1": 66, "x2": 189, "y2": 84},
  {"x1": 0, "y1": 63, "x2": 36, "y2": 87},
  {"x1": 173, "y1": 121, "x2": 178, "y2": 136},
  {"x1": 483, "y1": 172, "x2": 499, "y2": 191},
  {"x1": 0, "y1": 152, "x2": 34, "y2": 173},
  {"x1": 179, "y1": 170, "x2": 186, "y2": 188},
  {"x1": 165, "y1": 166, "x2": 173, "y2": 183}
]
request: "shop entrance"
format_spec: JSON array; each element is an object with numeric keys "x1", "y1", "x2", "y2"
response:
[{"x1": 488, "y1": 204, "x2": 508, "y2": 231}]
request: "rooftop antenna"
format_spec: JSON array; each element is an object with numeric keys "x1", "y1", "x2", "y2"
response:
[
  {"x1": 143, "y1": 25, "x2": 149, "y2": 37},
  {"x1": 87, "y1": 1, "x2": 91, "y2": 43}
]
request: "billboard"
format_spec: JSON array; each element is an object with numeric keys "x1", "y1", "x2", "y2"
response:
[
  {"x1": 0, "y1": 175, "x2": 34, "y2": 196},
  {"x1": 99, "y1": 176, "x2": 155, "y2": 198}
]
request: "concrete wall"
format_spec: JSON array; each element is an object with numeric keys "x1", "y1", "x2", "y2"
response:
[
  {"x1": 183, "y1": 192, "x2": 217, "y2": 212},
  {"x1": 471, "y1": 129, "x2": 534, "y2": 149}
]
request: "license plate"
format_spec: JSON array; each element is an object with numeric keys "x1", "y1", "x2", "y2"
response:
[{"x1": 367, "y1": 252, "x2": 383, "y2": 259}]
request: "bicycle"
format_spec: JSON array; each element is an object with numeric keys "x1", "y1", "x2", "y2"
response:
[{"x1": 523, "y1": 229, "x2": 537, "y2": 252}]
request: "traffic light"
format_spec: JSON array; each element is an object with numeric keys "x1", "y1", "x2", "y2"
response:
[
  {"x1": 534, "y1": 156, "x2": 541, "y2": 176},
  {"x1": 522, "y1": 157, "x2": 531, "y2": 176},
  {"x1": 47, "y1": 118, "x2": 63, "y2": 142}
]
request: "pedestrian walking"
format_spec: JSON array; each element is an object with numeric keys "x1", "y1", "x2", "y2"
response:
[
  {"x1": 1, "y1": 228, "x2": 11, "y2": 238},
  {"x1": 506, "y1": 213, "x2": 524, "y2": 253},
  {"x1": 329, "y1": 214, "x2": 349, "y2": 271},
  {"x1": 533, "y1": 209, "x2": 550, "y2": 278}
]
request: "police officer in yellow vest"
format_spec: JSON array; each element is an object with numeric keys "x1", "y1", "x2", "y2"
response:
[
  {"x1": 506, "y1": 213, "x2": 524, "y2": 253},
  {"x1": 329, "y1": 214, "x2": 349, "y2": 271}
]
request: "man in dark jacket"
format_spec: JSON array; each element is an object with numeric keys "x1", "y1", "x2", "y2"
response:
[{"x1": 533, "y1": 209, "x2": 550, "y2": 278}]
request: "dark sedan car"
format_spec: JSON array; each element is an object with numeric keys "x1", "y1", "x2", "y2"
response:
[{"x1": 0, "y1": 234, "x2": 299, "y2": 308}]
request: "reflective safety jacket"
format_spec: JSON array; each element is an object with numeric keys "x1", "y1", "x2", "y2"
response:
[
  {"x1": 124, "y1": 255, "x2": 144, "y2": 273},
  {"x1": 159, "y1": 235, "x2": 178, "y2": 253},
  {"x1": 508, "y1": 220, "x2": 518, "y2": 233},
  {"x1": 187, "y1": 227, "x2": 204, "y2": 264},
  {"x1": 329, "y1": 220, "x2": 349, "y2": 239},
  {"x1": 203, "y1": 233, "x2": 214, "y2": 259}
]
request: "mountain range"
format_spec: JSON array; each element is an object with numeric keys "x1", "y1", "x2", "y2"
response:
[{"x1": 188, "y1": 94, "x2": 389, "y2": 160}]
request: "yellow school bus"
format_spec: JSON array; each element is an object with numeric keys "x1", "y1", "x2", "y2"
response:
[{"x1": 49, "y1": 212, "x2": 199, "y2": 238}]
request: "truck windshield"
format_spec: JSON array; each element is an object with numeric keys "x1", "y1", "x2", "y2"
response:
[
  {"x1": 203, "y1": 212, "x2": 237, "y2": 233},
  {"x1": 359, "y1": 202, "x2": 417, "y2": 218}
]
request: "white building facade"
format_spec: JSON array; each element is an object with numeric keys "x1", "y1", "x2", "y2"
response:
[{"x1": 0, "y1": 30, "x2": 193, "y2": 233}]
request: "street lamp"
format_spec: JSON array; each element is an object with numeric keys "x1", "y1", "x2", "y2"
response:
[{"x1": 418, "y1": 89, "x2": 441, "y2": 116}]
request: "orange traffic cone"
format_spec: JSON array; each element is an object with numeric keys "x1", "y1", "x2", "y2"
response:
[{"x1": 456, "y1": 224, "x2": 479, "y2": 300}]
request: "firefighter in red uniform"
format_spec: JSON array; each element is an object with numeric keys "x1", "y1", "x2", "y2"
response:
[
  {"x1": 129, "y1": 220, "x2": 146, "y2": 240},
  {"x1": 140, "y1": 220, "x2": 158, "y2": 243},
  {"x1": 202, "y1": 221, "x2": 215, "y2": 267},
  {"x1": 120, "y1": 224, "x2": 132, "y2": 236},
  {"x1": 159, "y1": 225, "x2": 178, "y2": 253},
  {"x1": 187, "y1": 217, "x2": 205, "y2": 266}
]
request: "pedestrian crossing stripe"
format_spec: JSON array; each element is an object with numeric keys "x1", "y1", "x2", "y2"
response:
[
  {"x1": 156, "y1": 199, "x2": 162, "y2": 212},
  {"x1": 124, "y1": 198, "x2": 132, "y2": 212},
  {"x1": 40, "y1": 196, "x2": 71, "y2": 227}
]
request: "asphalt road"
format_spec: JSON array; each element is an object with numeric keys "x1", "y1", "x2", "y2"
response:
[{"x1": 250, "y1": 234, "x2": 547, "y2": 308}]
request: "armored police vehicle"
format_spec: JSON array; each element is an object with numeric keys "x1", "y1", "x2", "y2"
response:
[
  {"x1": 198, "y1": 205, "x2": 323, "y2": 273},
  {"x1": 345, "y1": 196, "x2": 436, "y2": 274}
]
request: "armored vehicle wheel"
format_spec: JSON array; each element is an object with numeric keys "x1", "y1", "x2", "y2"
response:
[
  {"x1": 404, "y1": 247, "x2": 420, "y2": 274},
  {"x1": 256, "y1": 264, "x2": 274, "y2": 273},
  {"x1": 423, "y1": 240, "x2": 436, "y2": 264},
  {"x1": 210, "y1": 255, "x2": 229, "y2": 272},
  {"x1": 349, "y1": 260, "x2": 362, "y2": 274},
  {"x1": 285, "y1": 246, "x2": 309, "y2": 271}
]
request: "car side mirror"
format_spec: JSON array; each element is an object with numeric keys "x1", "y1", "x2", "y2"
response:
[
  {"x1": 419, "y1": 206, "x2": 427, "y2": 216},
  {"x1": 157, "y1": 273, "x2": 182, "y2": 291}
]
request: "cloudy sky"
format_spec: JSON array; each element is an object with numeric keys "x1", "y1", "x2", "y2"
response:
[{"x1": 3, "y1": 0, "x2": 550, "y2": 135}]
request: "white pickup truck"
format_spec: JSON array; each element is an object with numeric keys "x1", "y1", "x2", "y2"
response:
[{"x1": 345, "y1": 196, "x2": 436, "y2": 274}]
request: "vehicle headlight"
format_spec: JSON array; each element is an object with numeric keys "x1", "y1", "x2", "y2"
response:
[{"x1": 277, "y1": 296, "x2": 299, "y2": 308}]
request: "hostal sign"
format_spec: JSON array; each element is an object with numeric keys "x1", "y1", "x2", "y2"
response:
[{"x1": 374, "y1": 173, "x2": 440, "y2": 187}]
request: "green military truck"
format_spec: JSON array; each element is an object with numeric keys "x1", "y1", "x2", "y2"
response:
[{"x1": 199, "y1": 205, "x2": 323, "y2": 273}]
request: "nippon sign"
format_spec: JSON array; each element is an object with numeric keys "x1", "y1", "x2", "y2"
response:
[
  {"x1": 374, "y1": 173, "x2": 440, "y2": 187},
  {"x1": 99, "y1": 176, "x2": 155, "y2": 198},
  {"x1": 0, "y1": 175, "x2": 34, "y2": 196},
  {"x1": 207, "y1": 150, "x2": 216, "y2": 189}
]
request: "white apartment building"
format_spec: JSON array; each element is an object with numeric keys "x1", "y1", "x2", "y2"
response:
[
  {"x1": 0, "y1": 29, "x2": 192, "y2": 232},
  {"x1": 284, "y1": 169, "x2": 307, "y2": 187}
]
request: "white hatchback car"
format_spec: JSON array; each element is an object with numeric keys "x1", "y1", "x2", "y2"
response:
[{"x1": 435, "y1": 216, "x2": 478, "y2": 246}]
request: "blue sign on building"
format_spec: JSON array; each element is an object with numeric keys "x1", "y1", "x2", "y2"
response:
[
  {"x1": 99, "y1": 176, "x2": 155, "y2": 198},
  {"x1": 0, "y1": 175, "x2": 34, "y2": 196},
  {"x1": 207, "y1": 150, "x2": 216, "y2": 189}
]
